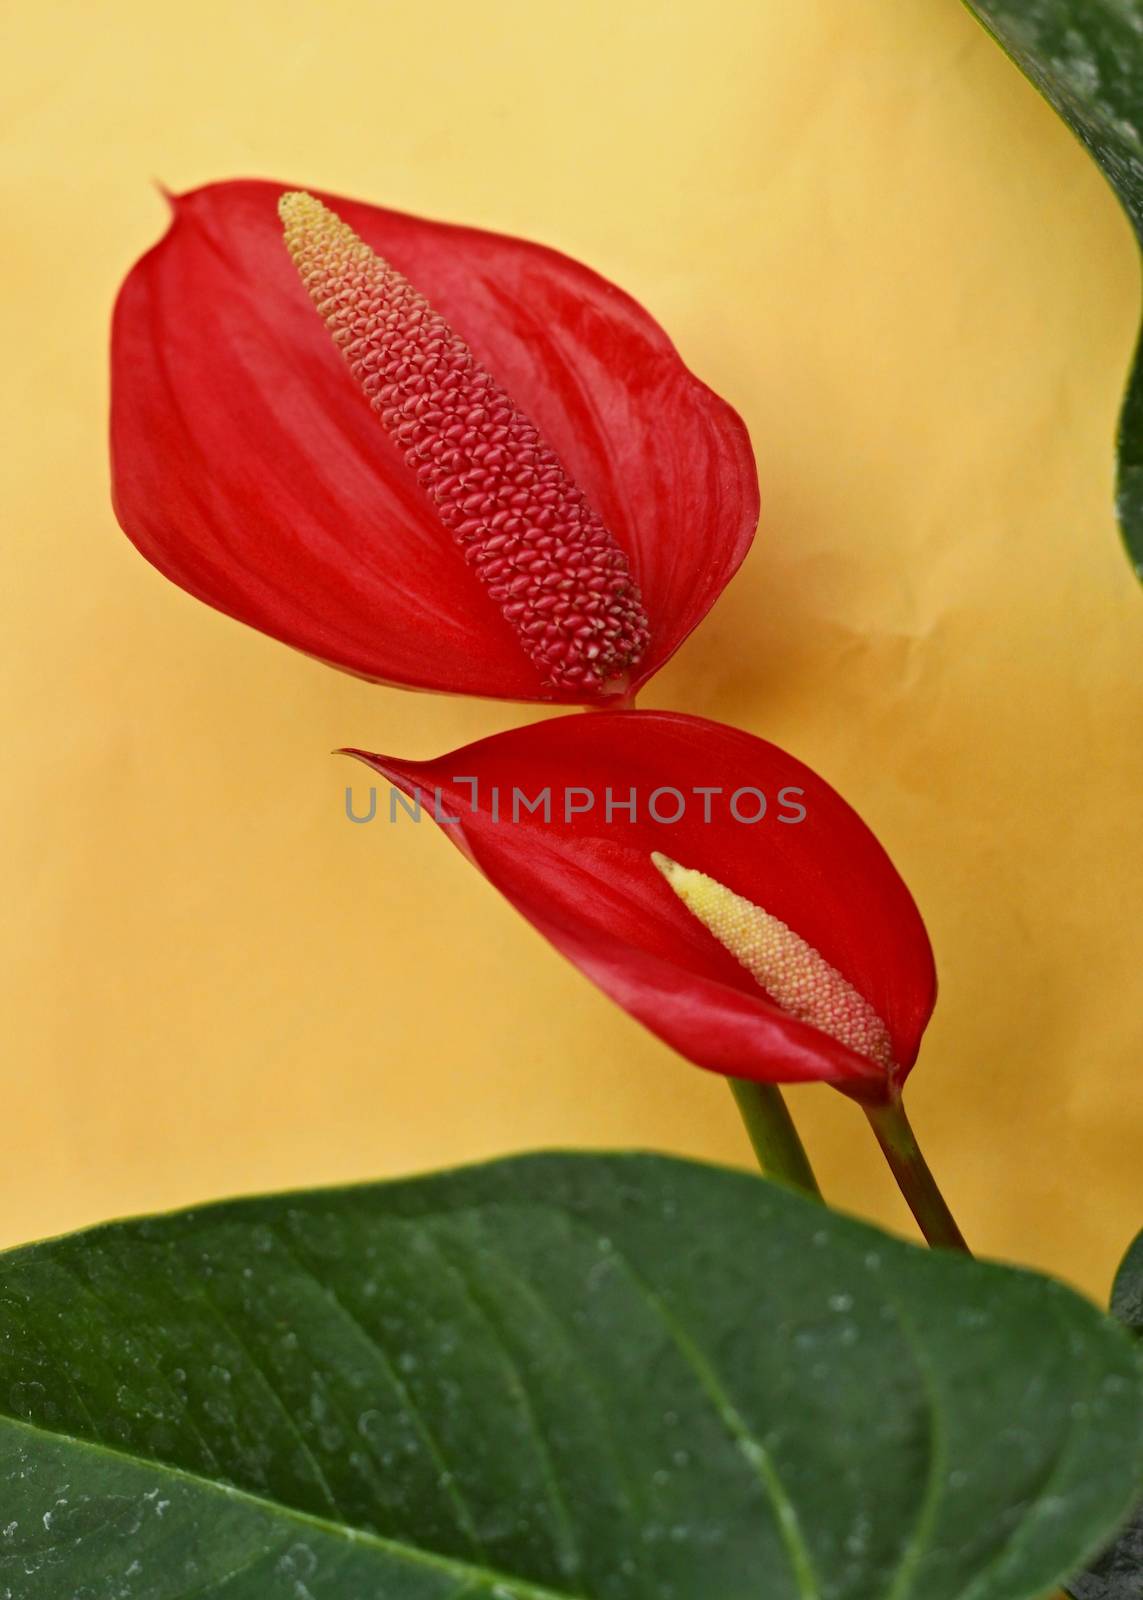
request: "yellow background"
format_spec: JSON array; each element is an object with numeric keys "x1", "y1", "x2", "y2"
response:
[{"x1": 3, "y1": 0, "x2": 1141, "y2": 1299}]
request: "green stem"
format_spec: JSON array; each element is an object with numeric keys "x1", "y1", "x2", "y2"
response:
[
  {"x1": 864, "y1": 1097, "x2": 970, "y2": 1253},
  {"x1": 729, "y1": 1079, "x2": 823, "y2": 1201}
]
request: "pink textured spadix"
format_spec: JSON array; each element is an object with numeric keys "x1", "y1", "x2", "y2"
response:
[{"x1": 279, "y1": 191, "x2": 650, "y2": 696}]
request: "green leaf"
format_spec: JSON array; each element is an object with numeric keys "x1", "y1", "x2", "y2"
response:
[
  {"x1": 1111, "y1": 1227, "x2": 1143, "y2": 1335},
  {"x1": 962, "y1": 0, "x2": 1143, "y2": 580},
  {"x1": 0, "y1": 1153, "x2": 1138, "y2": 1599},
  {"x1": 1068, "y1": 1228, "x2": 1143, "y2": 1598}
]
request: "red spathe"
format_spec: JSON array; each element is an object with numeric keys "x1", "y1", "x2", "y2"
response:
[
  {"x1": 111, "y1": 180, "x2": 760, "y2": 703},
  {"x1": 346, "y1": 711, "x2": 936, "y2": 1097}
]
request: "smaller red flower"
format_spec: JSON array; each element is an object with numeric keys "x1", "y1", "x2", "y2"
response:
[
  {"x1": 345, "y1": 711, "x2": 936, "y2": 1098},
  {"x1": 111, "y1": 181, "x2": 759, "y2": 704}
]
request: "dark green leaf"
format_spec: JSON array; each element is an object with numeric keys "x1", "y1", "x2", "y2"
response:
[
  {"x1": 962, "y1": 0, "x2": 1143, "y2": 580},
  {"x1": 1111, "y1": 1227, "x2": 1143, "y2": 1335},
  {"x1": 1067, "y1": 1227, "x2": 1143, "y2": 1598},
  {"x1": 0, "y1": 1153, "x2": 1138, "y2": 1598}
]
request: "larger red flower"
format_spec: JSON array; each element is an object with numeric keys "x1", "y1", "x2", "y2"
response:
[
  {"x1": 111, "y1": 180, "x2": 759, "y2": 704},
  {"x1": 344, "y1": 711, "x2": 936, "y2": 1099}
]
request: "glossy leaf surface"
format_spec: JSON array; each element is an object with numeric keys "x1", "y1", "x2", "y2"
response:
[
  {"x1": 964, "y1": 0, "x2": 1143, "y2": 579},
  {"x1": 0, "y1": 1153, "x2": 1139, "y2": 1598}
]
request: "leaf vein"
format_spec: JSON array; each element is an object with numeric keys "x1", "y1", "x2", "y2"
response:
[
  {"x1": 606, "y1": 1243, "x2": 821, "y2": 1600},
  {"x1": 422, "y1": 1222, "x2": 588, "y2": 1594},
  {"x1": 268, "y1": 1224, "x2": 491, "y2": 1562},
  {"x1": 0, "y1": 1412, "x2": 581, "y2": 1600},
  {"x1": 56, "y1": 1257, "x2": 224, "y2": 1477},
  {"x1": 879, "y1": 1289, "x2": 945, "y2": 1600},
  {"x1": 184, "y1": 1263, "x2": 346, "y2": 1524}
]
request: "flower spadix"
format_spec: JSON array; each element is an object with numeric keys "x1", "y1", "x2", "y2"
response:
[
  {"x1": 651, "y1": 854, "x2": 895, "y2": 1071},
  {"x1": 111, "y1": 180, "x2": 758, "y2": 703},
  {"x1": 345, "y1": 710, "x2": 935, "y2": 1095},
  {"x1": 278, "y1": 192, "x2": 649, "y2": 696}
]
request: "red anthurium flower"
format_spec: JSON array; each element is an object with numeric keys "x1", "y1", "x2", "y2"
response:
[
  {"x1": 111, "y1": 180, "x2": 759, "y2": 704},
  {"x1": 345, "y1": 711, "x2": 935, "y2": 1099}
]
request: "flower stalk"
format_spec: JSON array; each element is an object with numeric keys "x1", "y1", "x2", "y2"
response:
[
  {"x1": 729, "y1": 1079, "x2": 822, "y2": 1201},
  {"x1": 864, "y1": 1096, "x2": 970, "y2": 1253}
]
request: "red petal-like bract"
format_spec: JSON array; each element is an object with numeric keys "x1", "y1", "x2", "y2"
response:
[
  {"x1": 347, "y1": 711, "x2": 936, "y2": 1096},
  {"x1": 111, "y1": 180, "x2": 759, "y2": 703}
]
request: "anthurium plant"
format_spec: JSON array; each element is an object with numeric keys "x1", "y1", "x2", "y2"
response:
[{"x1": 1, "y1": 176, "x2": 1137, "y2": 1599}]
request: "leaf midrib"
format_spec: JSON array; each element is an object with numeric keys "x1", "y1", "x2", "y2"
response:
[{"x1": 0, "y1": 1410, "x2": 583, "y2": 1600}]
